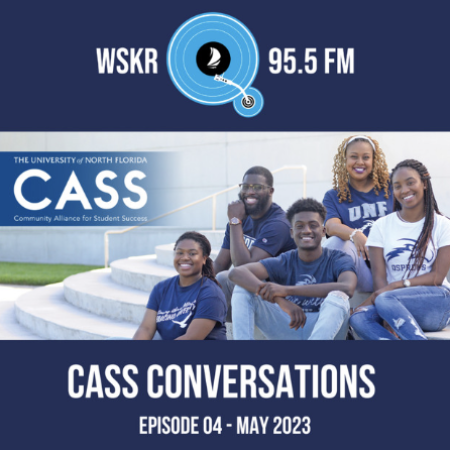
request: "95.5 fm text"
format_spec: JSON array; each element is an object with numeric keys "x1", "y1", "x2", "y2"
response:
[{"x1": 269, "y1": 48, "x2": 354, "y2": 74}]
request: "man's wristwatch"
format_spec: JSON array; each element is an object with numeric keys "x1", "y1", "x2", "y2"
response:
[
  {"x1": 230, "y1": 217, "x2": 242, "y2": 226},
  {"x1": 403, "y1": 279, "x2": 411, "y2": 287}
]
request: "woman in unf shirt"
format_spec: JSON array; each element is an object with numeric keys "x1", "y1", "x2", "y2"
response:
[
  {"x1": 350, "y1": 159, "x2": 450, "y2": 340},
  {"x1": 323, "y1": 135, "x2": 393, "y2": 292},
  {"x1": 133, "y1": 231, "x2": 227, "y2": 340}
]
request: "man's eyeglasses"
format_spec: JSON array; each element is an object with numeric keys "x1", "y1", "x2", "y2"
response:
[{"x1": 239, "y1": 183, "x2": 271, "y2": 192}]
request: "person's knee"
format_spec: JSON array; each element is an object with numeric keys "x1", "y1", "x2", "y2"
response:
[
  {"x1": 349, "y1": 309, "x2": 366, "y2": 329},
  {"x1": 374, "y1": 291, "x2": 395, "y2": 311},
  {"x1": 323, "y1": 236, "x2": 345, "y2": 251},
  {"x1": 324, "y1": 236, "x2": 354, "y2": 252},
  {"x1": 323, "y1": 290, "x2": 350, "y2": 314},
  {"x1": 349, "y1": 304, "x2": 373, "y2": 329},
  {"x1": 325, "y1": 236, "x2": 359, "y2": 263},
  {"x1": 216, "y1": 270, "x2": 229, "y2": 286}
]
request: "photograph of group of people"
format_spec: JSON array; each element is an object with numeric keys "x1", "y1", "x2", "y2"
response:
[{"x1": 130, "y1": 134, "x2": 450, "y2": 341}]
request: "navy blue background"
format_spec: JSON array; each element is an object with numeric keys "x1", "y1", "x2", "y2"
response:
[
  {"x1": 1, "y1": 0, "x2": 450, "y2": 130},
  {"x1": 1, "y1": 1, "x2": 449, "y2": 448},
  {"x1": 1, "y1": 342, "x2": 447, "y2": 448}
]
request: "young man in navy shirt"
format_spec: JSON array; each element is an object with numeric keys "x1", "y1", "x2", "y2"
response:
[
  {"x1": 213, "y1": 166, "x2": 296, "y2": 321},
  {"x1": 228, "y1": 198, "x2": 357, "y2": 340}
]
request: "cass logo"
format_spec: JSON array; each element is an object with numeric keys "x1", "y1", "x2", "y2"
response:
[{"x1": 14, "y1": 169, "x2": 147, "y2": 211}]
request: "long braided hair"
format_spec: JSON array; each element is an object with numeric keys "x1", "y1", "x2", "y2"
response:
[
  {"x1": 332, "y1": 135, "x2": 390, "y2": 203},
  {"x1": 174, "y1": 231, "x2": 220, "y2": 286},
  {"x1": 391, "y1": 159, "x2": 443, "y2": 278}
]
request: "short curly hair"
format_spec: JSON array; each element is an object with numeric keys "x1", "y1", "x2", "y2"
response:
[{"x1": 286, "y1": 198, "x2": 327, "y2": 224}]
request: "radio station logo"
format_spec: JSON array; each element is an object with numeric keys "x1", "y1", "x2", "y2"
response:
[
  {"x1": 196, "y1": 42, "x2": 231, "y2": 76},
  {"x1": 167, "y1": 13, "x2": 264, "y2": 118}
]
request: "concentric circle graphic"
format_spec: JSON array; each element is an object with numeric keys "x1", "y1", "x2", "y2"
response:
[
  {"x1": 234, "y1": 88, "x2": 264, "y2": 118},
  {"x1": 242, "y1": 95, "x2": 255, "y2": 109},
  {"x1": 167, "y1": 12, "x2": 264, "y2": 118}
]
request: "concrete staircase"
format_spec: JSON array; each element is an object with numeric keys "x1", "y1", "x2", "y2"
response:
[{"x1": 7, "y1": 229, "x2": 450, "y2": 340}]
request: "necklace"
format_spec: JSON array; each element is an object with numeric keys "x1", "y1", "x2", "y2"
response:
[
  {"x1": 396, "y1": 211, "x2": 409, "y2": 223},
  {"x1": 396, "y1": 211, "x2": 425, "y2": 223}
]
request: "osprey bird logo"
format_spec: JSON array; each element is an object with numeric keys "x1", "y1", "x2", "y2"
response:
[
  {"x1": 296, "y1": 275, "x2": 316, "y2": 286},
  {"x1": 386, "y1": 239, "x2": 416, "y2": 261},
  {"x1": 386, "y1": 238, "x2": 435, "y2": 263},
  {"x1": 172, "y1": 312, "x2": 193, "y2": 329}
]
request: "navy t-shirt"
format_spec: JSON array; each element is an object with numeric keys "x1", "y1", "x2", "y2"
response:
[
  {"x1": 260, "y1": 247, "x2": 356, "y2": 312},
  {"x1": 222, "y1": 203, "x2": 296, "y2": 256},
  {"x1": 323, "y1": 184, "x2": 393, "y2": 237},
  {"x1": 147, "y1": 276, "x2": 227, "y2": 340}
]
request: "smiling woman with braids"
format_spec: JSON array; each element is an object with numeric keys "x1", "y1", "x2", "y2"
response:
[
  {"x1": 133, "y1": 231, "x2": 227, "y2": 340},
  {"x1": 323, "y1": 135, "x2": 393, "y2": 292},
  {"x1": 350, "y1": 160, "x2": 450, "y2": 340}
]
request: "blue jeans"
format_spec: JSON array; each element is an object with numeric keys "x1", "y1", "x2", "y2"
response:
[
  {"x1": 323, "y1": 236, "x2": 373, "y2": 292},
  {"x1": 350, "y1": 286, "x2": 450, "y2": 340},
  {"x1": 231, "y1": 286, "x2": 350, "y2": 340}
]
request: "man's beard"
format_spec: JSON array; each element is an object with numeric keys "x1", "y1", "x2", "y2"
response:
[{"x1": 239, "y1": 192, "x2": 270, "y2": 217}]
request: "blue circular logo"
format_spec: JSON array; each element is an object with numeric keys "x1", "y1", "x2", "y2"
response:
[{"x1": 167, "y1": 13, "x2": 264, "y2": 117}]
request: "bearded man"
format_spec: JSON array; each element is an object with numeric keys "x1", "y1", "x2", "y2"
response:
[{"x1": 213, "y1": 166, "x2": 296, "y2": 321}]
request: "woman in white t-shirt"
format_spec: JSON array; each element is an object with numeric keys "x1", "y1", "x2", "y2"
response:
[{"x1": 350, "y1": 159, "x2": 450, "y2": 340}]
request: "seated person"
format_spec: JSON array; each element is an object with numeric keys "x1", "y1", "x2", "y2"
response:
[
  {"x1": 214, "y1": 166, "x2": 296, "y2": 321},
  {"x1": 228, "y1": 198, "x2": 357, "y2": 340},
  {"x1": 323, "y1": 135, "x2": 392, "y2": 293},
  {"x1": 350, "y1": 160, "x2": 450, "y2": 340},
  {"x1": 133, "y1": 231, "x2": 227, "y2": 340}
]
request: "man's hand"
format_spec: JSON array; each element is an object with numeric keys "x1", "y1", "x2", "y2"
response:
[
  {"x1": 276, "y1": 297, "x2": 306, "y2": 330},
  {"x1": 227, "y1": 200, "x2": 246, "y2": 221},
  {"x1": 257, "y1": 282, "x2": 289, "y2": 303}
]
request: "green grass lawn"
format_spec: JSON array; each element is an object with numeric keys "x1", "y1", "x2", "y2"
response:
[{"x1": 0, "y1": 262, "x2": 103, "y2": 286}]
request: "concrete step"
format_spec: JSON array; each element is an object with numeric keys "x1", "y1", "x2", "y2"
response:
[
  {"x1": 15, "y1": 283, "x2": 136, "y2": 340},
  {"x1": 0, "y1": 302, "x2": 44, "y2": 340},
  {"x1": 66, "y1": 269, "x2": 239, "y2": 339},
  {"x1": 111, "y1": 255, "x2": 177, "y2": 291},
  {"x1": 0, "y1": 285, "x2": 43, "y2": 340},
  {"x1": 425, "y1": 326, "x2": 450, "y2": 340},
  {"x1": 63, "y1": 268, "x2": 239, "y2": 338},
  {"x1": 64, "y1": 269, "x2": 148, "y2": 324},
  {"x1": 198, "y1": 230, "x2": 226, "y2": 249},
  {"x1": 156, "y1": 243, "x2": 220, "y2": 267}
]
